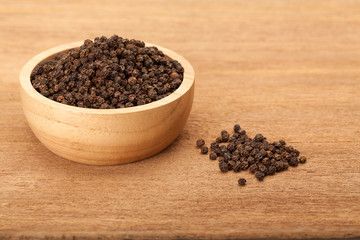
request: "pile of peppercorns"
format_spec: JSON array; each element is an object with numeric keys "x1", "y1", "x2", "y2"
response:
[
  {"x1": 196, "y1": 124, "x2": 307, "y2": 186},
  {"x1": 31, "y1": 35, "x2": 184, "y2": 109}
]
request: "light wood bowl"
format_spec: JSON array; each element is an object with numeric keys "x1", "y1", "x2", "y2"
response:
[{"x1": 19, "y1": 41, "x2": 195, "y2": 165}]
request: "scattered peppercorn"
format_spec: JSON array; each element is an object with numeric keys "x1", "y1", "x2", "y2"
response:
[
  {"x1": 196, "y1": 139, "x2": 205, "y2": 148},
  {"x1": 209, "y1": 152, "x2": 217, "y2": 160},
  {"x1": 299, "y1": 156, "x2": 307, "y2": 163},
  {"x1": 219, "y1": 162, "x2": 229, "y2": 173},
  {"x1": 198, "y1": 123, "x2": 307, "y2": 186},
  {"x1": 201, "y1": 146, "x2": 208, "y2": 154},
  {"x1": 238, "y1": 178, "x2": 246, "y2": 186},
  {"x1": 255, "y1": 171, "x2": 265, "y2": 181},
  {"x1": 233, "y1": 124, "x2": 241, "y2": 133},
  {"x1": 31, "y1": 35, "x2": 184, "y2": 109}
]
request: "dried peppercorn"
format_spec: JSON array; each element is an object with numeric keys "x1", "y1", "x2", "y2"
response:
[
  {"x1": 255, "y1": 171, "x2": 265, "y2": 181},
  {"x1": 289, "y1": 157, "x2": 299, "y2": 167},
  {"x1": 221, "y1": 130, "x2": 230, "y2": 142},
  {"x1": 210, "y1": 142, "x2": 219, "y2": 150},
  {"x1": 201, "y1": 146, "x2": 208, "y2": 154},
  {"x1": 227, "y1": 160, "x2": 236, "y2": 170},
  {"x1": 238, "y1": 178, "x2": 246, "y2": 186},
  {"x1": 209, "y1": 153, "x2": 217, "y2": 160},
  {"x1": 233, "y1": 162, "x2": 242, "y2": 172},
  {"x1": 233, "y1": 124, "x2": 241, "y2": 133},
  {"x1": 249, "y1": 164, "x2": 258, "y2": 173},
  {"x1": 196, "y1": 139, "x2": 205, "y2": 148},
  {"x1": 299, "y1": 156, "x2": 307, "y2": 163},
  {"x1": 219, "y1": 162, "x2": 229, "y2": 172}
]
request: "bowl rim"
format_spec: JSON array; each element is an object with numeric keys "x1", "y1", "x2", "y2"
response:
[{"x1": 20, "y1": 41, "x2": 195, "y2": 114}]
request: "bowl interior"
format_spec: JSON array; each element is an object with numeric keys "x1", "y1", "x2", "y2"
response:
[{"x1": 20, "y1": 41, "x2": 195, "y2": 114}]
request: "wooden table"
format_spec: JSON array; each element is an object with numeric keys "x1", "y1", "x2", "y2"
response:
[{"x1": 1, "y1": 0, "x2": 359, "y2": 239}]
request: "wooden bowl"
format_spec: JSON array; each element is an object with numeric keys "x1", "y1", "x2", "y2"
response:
[{"x1": 19, "y1": 42, "x2": 195, "y2": 165}]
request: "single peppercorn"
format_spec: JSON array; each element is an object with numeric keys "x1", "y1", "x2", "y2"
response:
[
  {"x1": 233, "y1": 162, "x2": 242, "y2": 172},
  {"x1": 209, "y1": 153, "x2": 217, "y2": 160},
  {"x1": 201, "y1": 146, "x2": 208, "y2": 154},
  {"x1": 227, "y1": 160, "x2": 236, "y2": 170},
  {"x1": 299, "y1": 156, "x2": 307, "y2": 163},
  {"x1": 221, "y1": 130, "x2": 230, "y2": 142},
  {"x1": 289, "y1": 157, "x2": 299, "y2": 167},
  {"x1": 238, "y1": 178, "x2": 246, "y2": 186},
  {"x1": 233, "y1": 124, "x2": 241, "y2": 133},
  {"x1": 255, "y1": 171, "x2": 265, "y2": 181},
  {"x1": 219, "y1": 162, "x2": 229, "y2": 172},
  {"x1": 210, "y1": 142, "x2": 219, "y2": 150},
  {"x1": 196, "y1": 139, "x2": 205, "y2": 148}
]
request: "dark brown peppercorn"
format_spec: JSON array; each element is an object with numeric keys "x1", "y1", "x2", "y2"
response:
[
  {"x1": 209, "y1": 153, "x2": 217, "y2": 160},
  {"x1": 238, "y1": 178, "x2": 246, "y2": 186},
  {"x1": 262, "y1": 157, "x2": 271, "y2": 166},
  {"x1": 240, "y1": 161, "x2": 249, "y2": 170},
  {"x1": 224, "y1": 152, "x2": 232, "y2": 162},
  {"x1": 255, "y1": 171, "x2": 265, "y2": 181},
  {"x1": 196, "y1": 139, "x2": 205, "y2": 148},
  {"x1": 233, "y1": 124, "x2": 241, "y2": 133},
  {"x1": 201, "y1": 146, "x2": 208, "y2": 154},
  {"x1": 233, "y1": 162, "x2": 242, "y2": 172},
  {"x1": 227, "y1": 160, "x2": 236, "y2": 170},
  {"x1": 249, "y1": 164, "x2": 258, "y2": 173},
  {"x1": 220, "y1": 145, "x2": 228, "y2": 154},
  {"x1": 219, "y1": 162, "x2": 229, "y2": 173},
  {"x1": 299, "y1": 156, "x2": 307, "y2": 164},
  {"x1": 227, "y1": 142, "x2": 237, "y2": 152},
  {"x1": 210, "y1": 142, "x2": 219, "y2": 150},
  {"x1": 267, "y1": 165, "x2": 276, "y2": 175},
  {"x1": 289, "y1": 157, "x2": 299, "y2": 167},
  {"x1": 213, "y1": 147, "x2": 222, "y2": 156},
  {"x1": 254, "y1": 133, "x2": 265, "y2": 142},
  {"x1": 221, "y1": 130, "x2": 230, "y2": 142}
]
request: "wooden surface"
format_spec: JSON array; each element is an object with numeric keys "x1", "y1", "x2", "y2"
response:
[
  {"x1": 1, "y1": 0, "x2": 360, "y2": 239},
  {"x1": 20, "y1": 42, "x2": 194, "y2": 165}
]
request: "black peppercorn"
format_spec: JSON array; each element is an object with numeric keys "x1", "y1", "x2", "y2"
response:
[
  {"x1": 210, "y1": 142, "x2": 219, "y2": 150},
  {"x1": 233, "y1": 162, "x2": 242, "y2": 172},
  {"x1": 289, "y1": 157, "x2": 298, "y2": 167},
  {"x1": 255, "y1": 171, "x2": 265, "y2": 181},
  {"x1": 209, "y1": 153, "x2": 217, "y2": 160},
  {"x1": 299, "y1": 156, "x2": 307, "y2": 164},
  {"x1": 233, "y1": 124, "x2": 241, "y2": 133},
  {"x1": 238, "y1": 178, "x2": 246, "y2": 186},
  {"x1": 221, "y1": 130, "x2": 230, "y2": 142},
  {"x1": 196, "y1": 139, "x2": 205, "y2": 148},
  {"x1": 219, "y1": 162, "x2": 229, "y2": 173},
  {"x1": 201, "y1": 146, "x2": 208, "y2": 154},
  {"x1": 227, "y1": 160, "x2": 236, "y2": 170}
]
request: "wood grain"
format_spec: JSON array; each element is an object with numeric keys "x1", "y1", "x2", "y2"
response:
[{"x1": 1, "y1": 0, "x2": 360, "y2": 239}]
